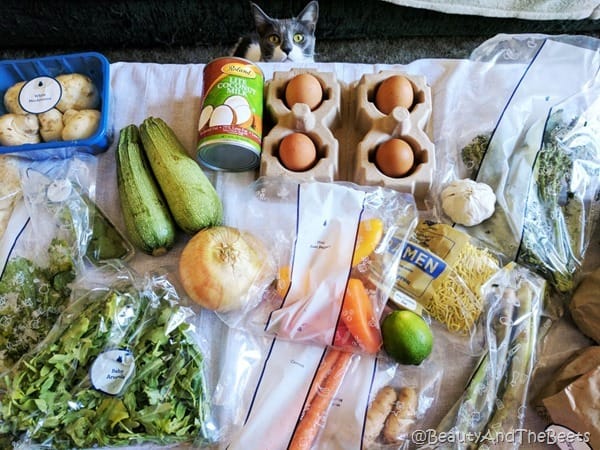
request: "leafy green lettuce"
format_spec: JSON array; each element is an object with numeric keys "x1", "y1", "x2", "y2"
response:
[{"x1": 0, "y1": 274, "x2": 211, "y2": 449}]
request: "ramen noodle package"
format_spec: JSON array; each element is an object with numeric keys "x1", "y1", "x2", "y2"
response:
[{"x1": 387, "y1": 221, "x2": 501, "y2": 337}]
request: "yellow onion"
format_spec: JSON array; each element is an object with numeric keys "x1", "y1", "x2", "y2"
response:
[{"x1": 179, "y1": 226, "x2": 274, "y2": 312}]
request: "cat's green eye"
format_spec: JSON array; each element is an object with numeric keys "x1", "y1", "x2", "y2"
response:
[
  {"x1": 293, "y1": 34, "x2": 304, "y2": 43},
  {"x1": 268, "y1": 34, "x2": 280, "y2": 44}
]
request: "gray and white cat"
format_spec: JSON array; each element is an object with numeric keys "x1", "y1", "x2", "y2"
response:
[{"x1": 232, "y1": 1, "x2": 319, "y2": 63}]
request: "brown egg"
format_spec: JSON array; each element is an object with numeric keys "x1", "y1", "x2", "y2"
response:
[
  {"x1": 375, "y1": 138, "x2": 414, "y2": 177},
  {"x1": 285, "y1": 73, "x2": 323, "y2": 111},
  {"x1": 279, "y1": 132, "x2": 317, "y2": 171},
  {"x1": 375, "y1": 75, "x2": 414, "y2": 115}
]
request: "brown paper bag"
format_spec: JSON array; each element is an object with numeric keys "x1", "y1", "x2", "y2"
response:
[
  {"x1": 535, "y1": 346, "x2": 600, "y2": 406},
  {"x1": 570, "y1": 267, "x2": 600, "y2": 344},
  {"x1": 542, "y1": 365, "x2": 600, "y2": 449}
]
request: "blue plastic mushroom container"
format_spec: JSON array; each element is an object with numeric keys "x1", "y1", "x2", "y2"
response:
[{"x1": 0, "y1": 52, "x2": 111, "y2": 159}]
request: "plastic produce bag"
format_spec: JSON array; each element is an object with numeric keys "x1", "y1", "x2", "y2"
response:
[
  {"x1": 0, "y1": 155, "x2": 22, "y2": 242},
  {"x1": 220, "y1": 176, "x2": 418, "y2": 355},
  {"x1": 0, "y1": 156, "x2": 95, "y2": 373},
  {"x1": 387, "y1": 221, "x2": 501, "y2": 343},
  {"x1": 216, "y1": 328, "x2": 442, "y2": 450},
  {"x1": 423, "y1": 262, "x2": 545, "y2": 450},
  {"x1": 0, "y1": 263, "x2": 217, "y2": 449},
  {"x1": 433, "y1": 34, "x2": 600, "y2": 300}
]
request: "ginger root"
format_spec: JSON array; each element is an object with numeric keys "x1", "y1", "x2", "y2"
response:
[{"x1": 383, "y1": 386, "x2": 418, "y2": 444}]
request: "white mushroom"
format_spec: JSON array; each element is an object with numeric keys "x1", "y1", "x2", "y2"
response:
[
  {"x1": 3, "y1": 81, "x2": 27, "y2": 115},
  {"x1": 0, "y1": 113, "x2": 41, "y2": 146},
  {"x1": 61, "y1": 109, "x2": 100, "y2": 141},
  {"x1": 55, "y1": 73, "x2": 100, "y2": 112},
  {"x1": 38, "y1": 108, "x2": 64, "y2": 142}
]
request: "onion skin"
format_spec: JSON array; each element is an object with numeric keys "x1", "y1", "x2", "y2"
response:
[{"x1": 178, "y1": 226, "x2": 273, "y2": 312}]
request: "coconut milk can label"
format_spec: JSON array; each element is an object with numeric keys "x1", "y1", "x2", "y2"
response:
[
  {"x1": 197, "y1": 57, "x2": 264, "y2": 171},
  {"x1": 222, "y1": 62, "x2": 258, "y2": 79},
  {"x1": 18, "y1": 76, "x2": 61, "y2": 114},
  {"x1": 90, "y1": 348, "x2": 135, "y2": 396}
]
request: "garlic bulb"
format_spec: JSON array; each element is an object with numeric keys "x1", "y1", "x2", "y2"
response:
[{"x1": 441, "y1": 179, "x2": 496, "y2": 226}]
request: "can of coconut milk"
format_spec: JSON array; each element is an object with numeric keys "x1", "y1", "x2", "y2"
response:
[{"x1": 196, "y1": 57, "x2": 264, "y2": 171}]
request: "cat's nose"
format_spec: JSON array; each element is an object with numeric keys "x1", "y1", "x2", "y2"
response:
[{"x1": 281, "y1": 42, "x2": 293, "y2": 54}]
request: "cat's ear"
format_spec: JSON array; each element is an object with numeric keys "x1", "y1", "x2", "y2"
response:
[
  {"x1": 296, "y1": 1, "x2": 319, "y2": 32},
  {"x1": 250, "y1": 2, "x2": 274, "y2": 33}
]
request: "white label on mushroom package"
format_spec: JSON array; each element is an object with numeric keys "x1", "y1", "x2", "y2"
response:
[{"x1": 18, "y1": 76, "x2": 61, "y2": 114}]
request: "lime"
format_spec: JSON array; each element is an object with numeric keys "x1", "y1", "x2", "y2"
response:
[{"x1": 381, "y1": 310, "x2": 433, "y2": 365}]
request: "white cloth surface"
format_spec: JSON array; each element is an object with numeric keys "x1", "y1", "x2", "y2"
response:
[
  {"x1": 94, "y1": 39, "x2": 599, "y2": 449},
  {"x1": 381, "y1": 0, "x2": 600, "y2": 19}
]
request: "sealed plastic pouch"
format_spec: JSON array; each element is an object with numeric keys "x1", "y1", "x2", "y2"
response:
[
  {"x1": 433, "y1": 34, "x2": 600, "y2": 299},
  {"x1": 220, "y1": 176, "x2": 418, "y2": 354},
  {"x1": 0, "y1": 155, "x2": 96, "y2": 373},
  {"x1": 388, "y1": 220, "x2": 501, "y2": 343},
  {"x1": 217, "y1": 327, "x2": 442, "y2": 450},
  {"x1": 427, "y1": 262, "x2": 545, "y2": 450},
  {"x1": 0, "y1": 263, "x2": 218, "y2": 449}
]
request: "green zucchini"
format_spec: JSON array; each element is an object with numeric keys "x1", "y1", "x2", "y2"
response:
[
  {"x1": 116, "y1": 124, "x2": 176, "y2": 256},
  {"x1": 139, "y1": 117, "x2": 223, "y2": 234}
]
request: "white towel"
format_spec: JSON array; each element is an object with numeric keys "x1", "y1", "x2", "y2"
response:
[{"x1": 381, "y1": 0, "x2": 600, "y2": 20}]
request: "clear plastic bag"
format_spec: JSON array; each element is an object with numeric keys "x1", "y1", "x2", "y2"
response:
[
  {"x1": 423, "y1": 262, "x2": 545, "y2": 450},
  {"x1": 220, "y1": 176, "x2": 418, "y2": 355},
  {"x1": 388, "y1": 221, "x2": 502, "y2": 351},
  {"x1": 0, "y1": 156, "x2": 96, "y2": 373},
  {"x1": 432, "y1": 34, "x2": 600, "y2": 301},
  {"x1": 0, "y1": 155, "x2": 22, "y2": 242},
  {"x1": 0, "y1": 263, "x2": 218, "y2": 449},
  {"x1": 216, "y1": 328, "x2": 442, "y2": 450}
]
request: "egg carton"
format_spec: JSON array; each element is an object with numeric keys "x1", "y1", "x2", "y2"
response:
[
  {"x1": 260, "y1": 69, "x2": 342, "y2": 182},
  {"x1": 353, "y1": 70, "x2": 435, "y2": 205}
]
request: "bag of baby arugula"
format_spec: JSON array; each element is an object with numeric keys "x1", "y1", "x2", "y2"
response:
[
  {"x1": 0, "y1": 262, "x2": 220, "y2": 449},
  {"x1": 0, "y1": 155, "x2": 97, "y2": 373},
  {"x1": 188, "y1": 176, "x2": 419, "y2": 356}
]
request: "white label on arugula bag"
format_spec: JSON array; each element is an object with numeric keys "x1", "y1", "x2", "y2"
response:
[
  {"x1": 18, "y1": 76, "x2": 62, "y2": 114},
  {"x1": 90, "y1": 349, "x2": 135, "y2": 395}
]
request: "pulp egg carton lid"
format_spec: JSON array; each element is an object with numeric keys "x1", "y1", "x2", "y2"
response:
[
  {"x1": 0, "y1": 52, "x2": 112, "y2": 160},
  {"x1": 260, "y1": 69, "x2": 342, "y2": 182}
]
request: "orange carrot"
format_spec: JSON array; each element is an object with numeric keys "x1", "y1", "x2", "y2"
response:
[
  {"x1": 303, "y1": 349, "x2": 340, "y2": 413},
  {"x1": 289, "y1": 349, "x2": 352, "y2": 450},
  {"x1": 340, "y1": 278, "x2": 382, "y2": 354}
]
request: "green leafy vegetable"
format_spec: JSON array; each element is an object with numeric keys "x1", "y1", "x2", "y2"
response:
[
  {"x1": 518, "y1": 109, "x2": 600, "y2": 294},
  {"x1": 460, "y1": 107, "x2": 599, "y2": 296},
  {"x1": 461, "y1": 134, "x2": 490, "y2": 178},
  {"x1": 0, "y1": 274, "x2": 211, "y2": 449},
  {"x1": 0, "y1": 239, "x2": 75, "y2": 371}
]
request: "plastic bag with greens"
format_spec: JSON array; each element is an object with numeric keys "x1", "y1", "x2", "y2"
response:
[
  {"x1": 0, "y1": 156, "x2": 95, "y2": 373},
  {"x1": 433, "y1": 35, "x2": 600, "y2": 300},
  {"x1": 0, "y1": 264, "x2": 215, "y2": 449}
]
